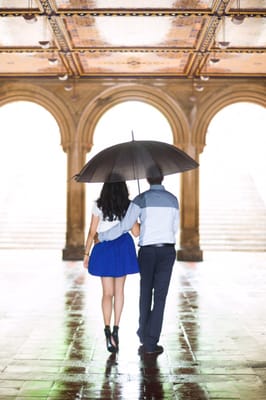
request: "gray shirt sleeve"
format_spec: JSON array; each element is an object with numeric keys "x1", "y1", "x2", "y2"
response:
[{"x1": 98, "y1": 202, "x2": 140, "y2": 242}]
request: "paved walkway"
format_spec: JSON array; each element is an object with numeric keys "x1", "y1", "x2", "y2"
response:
[{"x1": 0, "y1": 250, "x2": 266, "y2": 399}]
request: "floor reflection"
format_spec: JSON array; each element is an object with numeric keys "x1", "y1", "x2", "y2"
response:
[
  {"x1": 174, "y1": 382, "x2": 209, "y2": 400},
  {"x1": 51, "y1": 263, "x2": 88, "y2": 399},
  {"x1": 178, "y1": 272, "x2": 199, "y2": 363},
  {"x1": 1, "y1": 251, "x2": 266, "y2": 399},
  {"x1": 171, "y1": 268, "x2": 209, "y2": 399},
  {"x1": 138, "y1": 354, "x2": 164, "y2": 400},
  {"x1": 100, "y1": 353, "x2": 122, "y2": 399}
]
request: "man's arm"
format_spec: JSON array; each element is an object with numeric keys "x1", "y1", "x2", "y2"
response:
[{"x1": 98, "y1": 202, "x2": 140, "y2": 242}]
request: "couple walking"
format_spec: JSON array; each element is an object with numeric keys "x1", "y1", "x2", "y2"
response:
[{"x1": 83, "y1": 167, "x2": 179, "y2": 355}]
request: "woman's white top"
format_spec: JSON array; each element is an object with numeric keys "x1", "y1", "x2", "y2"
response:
[{"x1": 92, "y1": 201, "x2": 120, "y2": 233}]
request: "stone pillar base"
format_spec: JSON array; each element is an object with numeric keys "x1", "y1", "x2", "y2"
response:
[
  {"x1": 177, "y1": 248, "x2": 203, "y2": 262},
  {"x1": 62, "y1": 246, "x2": 84, "y2": 261}
]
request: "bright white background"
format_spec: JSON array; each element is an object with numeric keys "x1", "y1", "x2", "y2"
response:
[{"x1": 0, "y1": 100, "x2": 265, "y2": 247}]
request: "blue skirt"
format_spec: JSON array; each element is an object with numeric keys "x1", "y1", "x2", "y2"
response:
[{"x1": 88, "y1": 233, "x2": 140, "y2": 277}]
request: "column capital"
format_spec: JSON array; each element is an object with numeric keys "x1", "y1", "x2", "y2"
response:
[{"x1": 81, "y1": 142, "x2": 93, "y2": 152}]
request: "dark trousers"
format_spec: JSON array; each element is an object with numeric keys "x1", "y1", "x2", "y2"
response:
[{"x1": 137, "y1": 246, "x2": 176, "y2": 351}]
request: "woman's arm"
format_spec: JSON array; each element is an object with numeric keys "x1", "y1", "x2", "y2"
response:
[
  {"x1": 83, "y1": 214, "x2": 100, "y2": 268},
  {"x1": 131, "y1": 221, "x2": 140, "y2": 237}
]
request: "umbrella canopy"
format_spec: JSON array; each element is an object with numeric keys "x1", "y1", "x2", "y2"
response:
[{"x1": 74, "y1": 140, "x2": 199, "y2": 183}]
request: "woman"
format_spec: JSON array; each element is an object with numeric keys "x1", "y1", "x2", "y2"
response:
[{"x1": 83, "y1": 181, "x2": 139, "y2": 353}]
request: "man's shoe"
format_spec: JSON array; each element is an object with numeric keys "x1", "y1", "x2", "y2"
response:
[
  {"x1": 138, "y1": 345, "x2": 164, "y2": 355},
  {"x1": 145, "y1": 345, "x2": 164, "y2": 355}
]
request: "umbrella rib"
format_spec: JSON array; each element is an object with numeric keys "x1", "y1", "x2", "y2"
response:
[
  {"x1": 74, "y1": 140, "x2": 199, "y2": 183},
  {"x1": 131, "y1": 143, "x2": 141, "y2": 193}
]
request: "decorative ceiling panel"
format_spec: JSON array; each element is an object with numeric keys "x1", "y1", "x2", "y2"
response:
[
  {"x1": 202, "y1": 52, "x2": 266, "y2": 75},
  {"x1": 215, "y1": 16, "x2": 266, "y2": 48},
  {"x1": 0, "y1": 0, "x2": 40, "y2": 9},
  {"x1": 0, "y1": 52, "x2": 66, "y2": 75},
  {"x1": 0, "y1": 17, "x2": 54, "y2": 47},
  {"x1": 64, "y1": 15, "x2": 205, "y2": 48},
  {"x1": 55, "y1": 0, "x2": 214, "y2": 11},
  {"x1": 0, "y1": 0, "x2": 265, "y2": 78},
  {"x1": 229, "y1": 0, "x2": 265, "y2": 10},
  {"x1": 78, "y1": 51, "x2": 190, "y2": 75}
]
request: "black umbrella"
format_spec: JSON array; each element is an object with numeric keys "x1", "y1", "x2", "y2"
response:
[{"x1": 74, "y1": 140, "x2": 198, "y2": 183}]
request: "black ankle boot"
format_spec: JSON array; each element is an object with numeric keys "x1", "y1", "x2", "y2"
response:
[
  {"x1": 112, "y1": 325, "x2": 119, "y2": 348},
  {"x1": 104, "y1": 326, "x2": 116, "y2": 353}
]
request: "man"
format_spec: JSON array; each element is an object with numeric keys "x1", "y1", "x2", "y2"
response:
[{"x1": 98, "y1": 167, "x2": 179, "y2": 355}]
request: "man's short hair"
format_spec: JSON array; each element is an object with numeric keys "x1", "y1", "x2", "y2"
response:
[{"x1": 147, "y1": 165, "x2": 163, "y2": 185}]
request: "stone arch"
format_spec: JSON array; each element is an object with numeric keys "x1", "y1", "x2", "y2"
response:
[
  {"x1": 193, "y1": 84, "x2": 266, "y2": 152},
  {"x1": 0, "y1": 83, "x2": 75, "y2": 151},
  {"x1": 77, "y1": 84, "x2": 190, "y2": 151}
]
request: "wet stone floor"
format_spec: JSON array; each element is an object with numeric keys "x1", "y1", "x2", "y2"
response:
[{"x1": 0, "y1": 250, "x2": 266, "y2": 400}]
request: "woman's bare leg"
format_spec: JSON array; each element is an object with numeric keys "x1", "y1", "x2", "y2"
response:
[
  {"x1": 101, "y1": 277, "x2": 114, "y2": 326},
  {"x1": 114, "y1": 276, "x2": 126, "y2": 326}
]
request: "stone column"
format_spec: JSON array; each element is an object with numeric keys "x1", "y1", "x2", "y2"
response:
[
  {"x1": 177, "y1": 145, "x2": 203, "y2": 261},
  {"x1": 62, "y1": 140, "x2": 88, "y2": 260}
]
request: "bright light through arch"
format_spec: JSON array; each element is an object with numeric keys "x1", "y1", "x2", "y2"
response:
[
  {"x1": 0, "y1": 101, "x2": 66, "y2": 250},
  {"x1": 85, "y1": 101, "x2": 180, "y2": 223},
  {"x1": 201, "y1": 102, "x2": 266, "y2": 204},
  {"x1": 92, "y1": 100, "x2": 173, "y2": 152}
]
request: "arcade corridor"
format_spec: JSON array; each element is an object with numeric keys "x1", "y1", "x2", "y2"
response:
[{"x1": 0, "y1": 250, "x2": 265, "y2": 399}]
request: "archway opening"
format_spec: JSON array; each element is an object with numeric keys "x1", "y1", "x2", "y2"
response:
[
  {"x1": 200, "y1": 102, "x2": 266, "y2": 251},
  {"x1": 0, "y1": 101, "x2": 67, "y2": 250},
  {"x1": 85, "y1": 100, "x2": 180, "y2": 229}
]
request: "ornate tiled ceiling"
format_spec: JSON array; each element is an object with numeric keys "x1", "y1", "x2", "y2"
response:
[{"x1": 0, "y1": 0, "x2": 265, "y2": 78}]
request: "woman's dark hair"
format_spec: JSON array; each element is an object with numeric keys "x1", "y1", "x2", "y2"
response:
[{"x1": 97, "y1": 181, "x2": 130, "y2": 221}]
